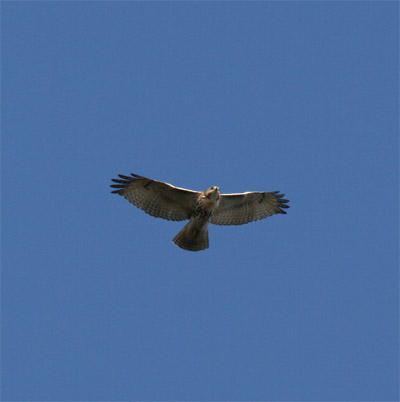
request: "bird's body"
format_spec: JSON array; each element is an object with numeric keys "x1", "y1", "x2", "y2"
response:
[
  {"x1": 172, "y1": 186, "x2": 220, "y2": 251},
  {"x1": 110, "y1": 173, "x2": 289, "y2": 251}
]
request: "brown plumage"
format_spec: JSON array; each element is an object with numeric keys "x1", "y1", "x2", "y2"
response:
[{"x1": 110, "y1": 173, "x2": 289, "y2": 251}]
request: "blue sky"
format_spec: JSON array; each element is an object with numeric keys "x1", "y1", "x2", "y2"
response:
[{"x1": 2, "y1": 2, "x2": 398, "y2": 401}]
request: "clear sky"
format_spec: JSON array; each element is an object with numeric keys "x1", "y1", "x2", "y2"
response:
[{"x1": 2, "y1": 2, "x2": 398, "y2": 401}]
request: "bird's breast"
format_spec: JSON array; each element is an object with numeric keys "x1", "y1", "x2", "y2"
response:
[{"x1": 191, "y1": 197, "x2": 219, "y2": 220}]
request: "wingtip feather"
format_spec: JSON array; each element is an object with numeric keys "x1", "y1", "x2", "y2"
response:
[{"x1": 274, "y1": 191, "x2": 289, "y2": 213}]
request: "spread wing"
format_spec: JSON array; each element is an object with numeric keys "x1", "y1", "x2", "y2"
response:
[
  {"x1": 210, "y1": 191, "x2": 289, "y2": 225},
  {"x1": 110, "y1": 173, "x2": 200, "y2": 221}
]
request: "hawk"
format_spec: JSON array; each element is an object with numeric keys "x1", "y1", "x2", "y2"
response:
[{"x1": 110, "y1": 173, "x2": 289, "y2": 251}]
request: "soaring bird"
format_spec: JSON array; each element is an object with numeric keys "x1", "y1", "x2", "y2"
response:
[{"x1": 110, "y1": 173, "x2": 289, "y2": 251}]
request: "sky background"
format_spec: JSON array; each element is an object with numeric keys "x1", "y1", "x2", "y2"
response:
[{"x1": 2, "y1": 2, "x2": 399, "y2": 401}]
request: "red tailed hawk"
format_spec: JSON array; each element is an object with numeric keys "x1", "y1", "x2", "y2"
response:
[{"x1": 111, "y1": 173, "x2": 289, "y2": 251}]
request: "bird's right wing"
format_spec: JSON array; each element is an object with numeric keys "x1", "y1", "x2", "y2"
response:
[
  {"x1": 110, "y1": 173, "x2": 200, "y2": 221},
  {"x1": 211, "y1": 191, "x2": 289, "y2": 225}
]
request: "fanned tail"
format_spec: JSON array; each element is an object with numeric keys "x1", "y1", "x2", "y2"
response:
[{"x1": 173, "y1": 220, "x2": 209, "y2": 251}]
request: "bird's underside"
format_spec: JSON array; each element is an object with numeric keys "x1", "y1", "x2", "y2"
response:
[{"x1": 110, "y1": 173, "x2": 289, "y2": 251}]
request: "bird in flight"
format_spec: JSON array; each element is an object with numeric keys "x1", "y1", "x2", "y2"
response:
[{"x1": 110, "y1": 173, "x2": 289, "y2": 251}]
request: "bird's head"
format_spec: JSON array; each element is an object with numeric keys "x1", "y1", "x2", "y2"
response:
[{"x1": 203, "y1": 186, "x2": 220, "y2": 201}]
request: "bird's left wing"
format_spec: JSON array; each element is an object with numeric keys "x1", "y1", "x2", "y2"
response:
[
  {"x1": 210, "y1": 191, "x2": 289, "y2": 225},
  {"x1": 110, "y1": 173, "x2": 200, "y2": 221}
]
